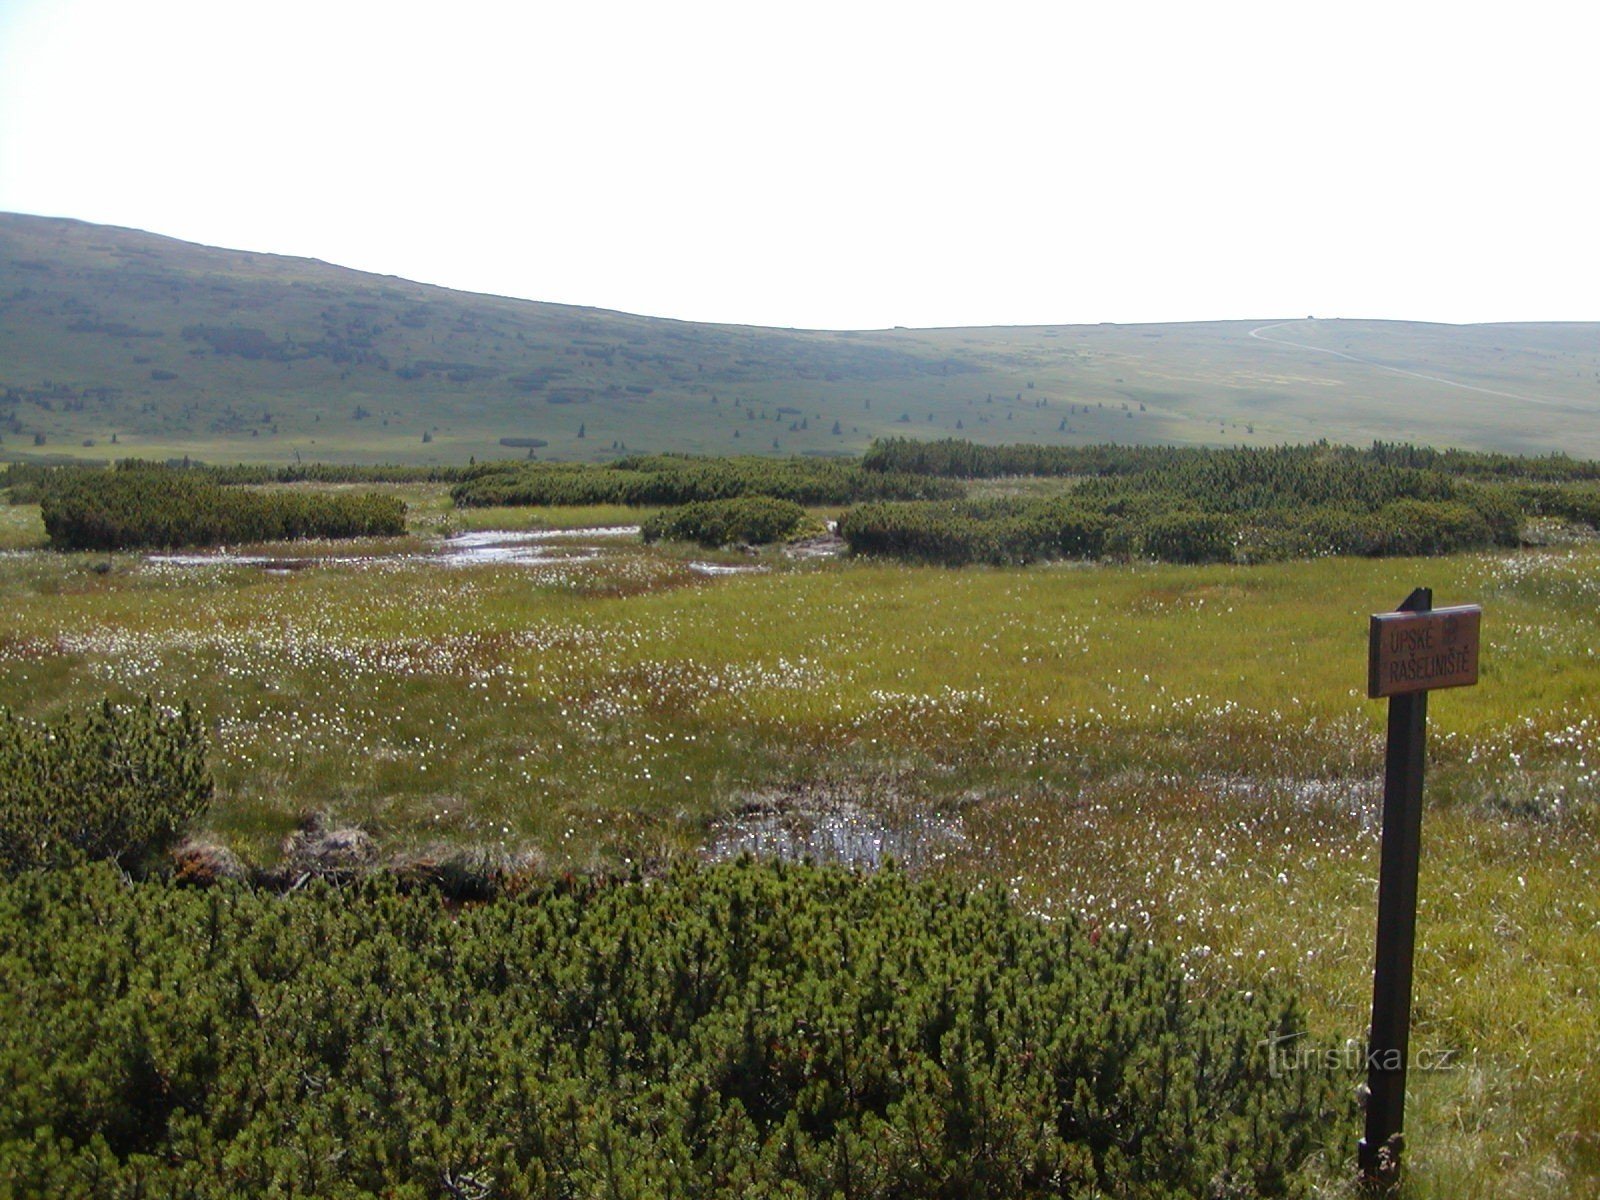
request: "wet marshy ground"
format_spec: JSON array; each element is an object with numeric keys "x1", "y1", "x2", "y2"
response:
[
  {"x1": 707, "y1": 784, "x2": 965, "y2": 870},
  {"x1": 140, "y1": 526, "x2": 817, "y2": 578},
  {"x1": 145, "y1": 526, "x2": 643, "y2": 571}
]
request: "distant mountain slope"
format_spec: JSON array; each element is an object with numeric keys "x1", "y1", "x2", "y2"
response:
[{"x1": 3, "y1": 212, "x2": 1599, "y2": 464}]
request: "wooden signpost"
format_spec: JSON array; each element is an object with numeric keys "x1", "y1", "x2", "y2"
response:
[{"x1": 1358, "y1": 588, "x2": 1482, "y2": 1190}]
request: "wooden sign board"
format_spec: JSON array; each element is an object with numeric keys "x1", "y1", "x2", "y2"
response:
[{"x1": 1368, "y1": 605, "x2": 1481, "y2": 698}]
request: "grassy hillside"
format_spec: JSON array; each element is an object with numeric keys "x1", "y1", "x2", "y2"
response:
[{"x1": 5, "y1": 212, "x2": 1600, "y2": 463}]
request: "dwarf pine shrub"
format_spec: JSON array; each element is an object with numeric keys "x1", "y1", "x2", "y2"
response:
[
  {"x1": 451, "y1": 455, "x2": 960, "y2": 508},
  {"x1": 862, "y1": 437, "x2": 1600, "y2": 484},
  {"x1": 641, "y1": 496, "x2": 810, "y2": 546},
  {"x1": 38, "y1": 463, "x2": 406, "y2": 550},
  {"x1": 842, "y1": 441, "x2": 1559, "y2": 565},
  {"x1": 0, "y1": 859, "x2": 1355, "y2": 1197},
  {"x1": 0, "y1": 699, "x2": 211, "y2": 874}
]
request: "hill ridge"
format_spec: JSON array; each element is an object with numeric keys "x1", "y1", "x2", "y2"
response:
[{"x1": 4, "y1": 212, "x2": 1599, "y2": 464}]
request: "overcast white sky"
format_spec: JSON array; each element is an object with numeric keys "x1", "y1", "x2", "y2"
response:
[{"x1": 1, "y1": 0, "x2": 1596, "y2": 330}]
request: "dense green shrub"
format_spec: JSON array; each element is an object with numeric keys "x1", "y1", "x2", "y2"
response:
[
  {"x1": 38, "y1": 465, "x2": 407, "y2": 550},
  {"x1": 1236, "y1": 507, "x2": 1382, "y2": 561},
  {"x1": 1239, "y1": 501, "x2": 1507, "y2": 561},
  {"x1": 3, "y1": 461, "x2": 514, "y2": 504},
  {"x1": 204, "y1": 461, "x2": 515, "y2": 485},
  {"x1": 1367, "y1": 499, "x2": 1494, "y2": 557},
  {"x1": 862, "y1": 437, "x2": 1600, "y2": 484},
  {"x1": 841, "y1": 499, "x2": 1110, "y2": 565},
  {"x1": 862, "y1": 438, "x2": 1186, "y2": 479},
  {"x1": 641, "y1": 496, "x2": 811, "y2": 546},
  {"x1": 0, "y1": 860, "x2": 1354, "y2": 1197},
  {"x1": 0, "y1": 461, "x2": 97, "y2": 504},
  {"x1": 1360, "y1": 441, "x2": 1600, "y2": 482},
  {"x1": 843, "y1": 441, "x2": 1544, "y2": 566},
  {"x1": 0, "y1": 699, "x2": 211, "y2": 875},
  {"x1": 451, "y1": 455, "x2": 961, "y2": 508},
  {"x1": 1512, "y1": 482, "x2": 1600, "y2": 528},
  {"x1": 842, "y1": 494, "x2": 1517, "y2": 567},
  {"x1": 1133, "y1": 510, "x2": 1239, "y2": 564}
]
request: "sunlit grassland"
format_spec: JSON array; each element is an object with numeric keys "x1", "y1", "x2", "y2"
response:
[
  {"x1": 393, "y1": 483, "x2": 654, "y2": 536},
  {"x1": 0, "y1": 524, "x2": 1595, "y2": 1196},
  {"x1": 0, "y1": 501, "x2": 44, "y2": 550},
  {"x1": 447, "y1": 502, "x2": 655, "y2": 533}
]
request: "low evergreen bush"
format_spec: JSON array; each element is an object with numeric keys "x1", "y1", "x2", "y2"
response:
[
  {"x1": 0, "y1": 699, "x2": 211, "y2": 875},
  {"x1": 38, "y1": 464, "x2": 407, "y2": 550},
  {"x1": 0, "y1": 860, "x2": 1354, "y2": 1197},
  {"x1": 451, "y1": 455, "x2": 960, "y2": 508},
  {"x1": 841, "y1": 498, "x2": 1111, "y2": 565},
  {"x1": 641, "y1": 497, "x2": 810, "y2": 546},
  {"x1": 862, "y1": 437, "x2": 1600, "y2": 484},
  {"x1": 841, "y1": 441, "x2": 1550, "y2": 566},
  {"x1": 204, "y1": 461, "x2": 512, "y2": 485}
]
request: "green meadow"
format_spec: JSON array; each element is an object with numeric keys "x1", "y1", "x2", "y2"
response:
[{"x1": 0, "y1": 490, "x2": 1595, "y2": 1196}]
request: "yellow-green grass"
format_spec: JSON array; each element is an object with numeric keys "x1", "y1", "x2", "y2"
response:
[
  {"x1": 372, "y1": 483, "x2": 655, "y2": 536},
  {"x1": 0, "y1": 502, "x2": 45, "y2": 550},
  {"x1": 0, "y1": 528, "x2": 1595, "y2": 1196},
  {"x1": 446, "y1": 501, "x2": 656, "y2": 534}
]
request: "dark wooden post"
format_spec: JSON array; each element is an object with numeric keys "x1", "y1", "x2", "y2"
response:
[
  {"x1": 1359, "y1": 589, "x2": 1480, "y2": 1190},
  {"x1": 1359, "y1": 586, "x2": 1431, "y2": 1188}
]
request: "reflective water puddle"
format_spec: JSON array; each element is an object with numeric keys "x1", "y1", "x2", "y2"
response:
[
  {"x1": 146, "y1": 527, "x2": 643, "y2": 571},
  {"x1": 437, "y1": 527, "x2": 638, "y2": 566},
  {"x1": 707, "y1": 794, "x2": 964, "y2": 870}
]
